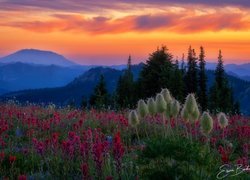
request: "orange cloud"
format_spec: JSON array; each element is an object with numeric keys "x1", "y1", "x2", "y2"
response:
[
  {"x1": 172, "y1": 13, "x2": 250, "y2": 33},
  {"x1": 1, "y1": 1, "x2": 250, "y2": 64},
  {"x1": 2, "y1": 10, "x2": 250, "y2": 34}
]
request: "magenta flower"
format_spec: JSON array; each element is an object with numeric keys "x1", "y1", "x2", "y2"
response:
[{"x1": 113, "y1": 132, "x2": 125, "y2": 177}]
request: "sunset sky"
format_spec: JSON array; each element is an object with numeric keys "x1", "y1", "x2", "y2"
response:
[{"x1": 0, "y1": 0, "x2": 250, "y2": 65}]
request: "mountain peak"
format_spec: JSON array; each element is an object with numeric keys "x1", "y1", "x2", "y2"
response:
[
  {"x1": 0, "y1": 49, "x2": 77, "y2": 67},
  {"x1": 17, "y1": 48, "x2": 56, "y2": 54}
]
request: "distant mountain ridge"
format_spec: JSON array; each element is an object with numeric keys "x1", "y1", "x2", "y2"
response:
[
  {"x1": 0, "y1": 49, "x2": 145, "y2": 95},
  {"x1": 0, "y1": 62, "x2": 91, "y2": 94},
  {"x1": 0, "y1": 49, "x2": 249, "y2": 82},
  {"x1": 1, "y1": 67, "x2": 123, "y2": 105},
  {"x1": 1, "y1": 64, "x2": 250, "y2": 115},
  {"x1": 205, "y1": 62, "x2": 250, "y2": 81},
  {"x1": 0, "y1": 49, "x2": 76, "y2": 67},
  {"x1": 0, "y1": 88, "x2": 8, "y2": 95}
]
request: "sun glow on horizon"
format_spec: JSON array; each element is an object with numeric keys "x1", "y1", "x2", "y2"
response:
[{"x1": 0, "y1": 0, "x2": 250, "y2": 65}]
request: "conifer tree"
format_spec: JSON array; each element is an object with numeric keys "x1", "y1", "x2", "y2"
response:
[
  {"x1": 215, "y1": 50, "x2": 225, "y2": 89},
  {"x1": 171, "y1": 59, "x2": 184, "y2": 102},
  {"x1": 181, "y1": 53, "x2": 186, "y2": 74},
  {"x1": 89, "y1": 75, "x2": 109, "y2": 109},
  {"x1": 138, "y1": 46, "x2": 174, "y2": 98},
  {"x1": 116, "y1": 55, "x2": 135, "y2": 108},
  {"x1": 185, "y1": 46, "x2": 198, "y2": 94},
  {"x1": 209, "y1": 50, "x2": 234, "y2": 113},
  {"x1": 198, "y1": 46, "x2": 208, "y2": 111},
  {"x1": 209, "y1": 84, "x2": 219, "y2": 112}
]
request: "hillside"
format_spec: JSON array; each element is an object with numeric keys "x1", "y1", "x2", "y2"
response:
[
  {"x1": 1, "y1": 64, "x2": 250, "y2": 114},
  {"x1": 1, "y1": 67, "x2": 122, "y2": 105},
  {"x1": 206, "y1": 62, "x2": 250, "y2": 81},
  {"x1": 0, "y1": 88, "x2": 9, "y2": 95},
  {"x1": 0, "y1": 62, "x2": 88, "y2": 94}
]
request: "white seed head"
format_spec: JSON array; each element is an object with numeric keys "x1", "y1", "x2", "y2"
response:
[
  {"x1": 185, "y1": 94, "x2": 196, "y2": 112},
  {"x1": 183, "y1": 94, "x2": 200, "y2": 123},
  {"x1": 190, "y1": 106, "x2": 200, "y2": 123},
  {"x1": 217, "y1": 112, "x2": 228, "y2": 129},
  {"x1": 181, "y1": 106, "x2": 190, "y2": 122},
  {"x1": 137, "y1": 99, "x2": 148, "y2": 118},
  {"x1": 200, "y1": 112, "x2": 213, "y2": 136},
  {"x1": 155, "y1": 94, "x2": 167, "y2": 113},
  {"x1": 147, "y1": 98, "x2": 157, "y2": 115},
  {"x1": 161, "y1": 88, "x2": 172, "y2": 104},
  {"x1": 128, "y1": 110, "x2": 139, "y2": 127},
  {"x1": 170, "y1": 100, "x2": 180, "y2": 118}
]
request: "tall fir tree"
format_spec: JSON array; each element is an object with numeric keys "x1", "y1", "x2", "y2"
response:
[
  {"x1": 115, "y1": 55, "x2": 135, "y2": 108},
  {"x1": 137, "y1": 46, "x2": 174, "y2": 98},
  {"x1": 181, "y1": 53, "x2": 186, "y2": 74},
  {"x1": 209, "y1": 50, "x2": 234, "y2": 113},
  {"x1": 185, "y1": 46, "x2": 198, "y2": 94},
  {"x1": 198, "y1": 46, "x2": 208, "y2": 111},
  {"x1": 171, "y1": 59, "x2": 185, "y2": 102},
  {"x1": 215, "y1": 50, "x2": 225, "y2": 89},
  {"x1": 89, "y1": 75, "x2": 109, "y2": 109},
  {"x1": 127, "y1": 55, "x2": 132, "y2": 71}
]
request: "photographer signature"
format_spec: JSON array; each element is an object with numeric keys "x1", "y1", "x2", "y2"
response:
[{"x1": 217, "y1": 164, "x2": 250, "y2": 179}]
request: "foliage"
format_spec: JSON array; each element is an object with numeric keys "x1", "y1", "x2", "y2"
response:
[
  {"x1": 89, "y1": 75, "x2": 109, "y2": 109},
  {"x1": 116, "y1": 55, "x2": 136, "y2": 108},
  {"x1": 137, "y1": 46, "x2": 176, "y2": 99},
  {"x1": 185, "y1": 46, "x2": 198, "y2": 94},
  {"x1": 0, "y1": 102, "x2": 249, "y2": 179},
  {"x1": 137, "y1": 137, "x2": 219, "y2": 179},
  {"x1": 172, "y1": 60, "x2": 185, "y2": 102},
  {"x1": 209, "y1": 50, "x2": 235, "y2": 114},
  {"x1": 198, "y1": 46, "x2": 208, "y2": 111}
]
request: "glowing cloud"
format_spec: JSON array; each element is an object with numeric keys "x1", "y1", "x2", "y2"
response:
[{"x1": 0, "y1": 0, "x2": 250, "y2": 64}]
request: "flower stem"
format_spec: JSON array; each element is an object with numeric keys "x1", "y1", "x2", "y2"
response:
[{"x1": 135, "y1": 127, "x2": 140, "y2": 143}]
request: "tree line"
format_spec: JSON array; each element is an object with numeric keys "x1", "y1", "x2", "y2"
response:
[{"x1": 88, "y1": 45, "x2": 240, "y2": 114}]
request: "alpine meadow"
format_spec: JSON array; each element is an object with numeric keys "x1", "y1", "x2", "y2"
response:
[{"x1": 0, "y1": 0, "x2": 249, "y2": 179}]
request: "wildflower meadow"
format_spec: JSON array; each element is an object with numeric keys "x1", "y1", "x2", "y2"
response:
[{"x1": 0, "y1": 89, "x2": 249, "y2": 179}]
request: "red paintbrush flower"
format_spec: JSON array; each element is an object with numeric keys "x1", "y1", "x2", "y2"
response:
[
  {"x1": 0, "y1": 151, "x2": 5, "y2": 161},
  {"x1": 18, "y1": 175, "x2": 27, "y2": 180},
  {"x1": 113, "y1": 132, "x2": 125, "y2": 177},
  {"x1": 9, "y1": 155, "x2": 16, "y2": 164},
  {"x1": 105, "y1": 176, "x2": 113, "y2": 180},
  {"x1": 81, "y1": 163, "x2": 90, "y2": 179}
]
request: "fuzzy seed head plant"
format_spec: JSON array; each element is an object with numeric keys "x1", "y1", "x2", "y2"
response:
[
  {"x1": 161, "y1": 88, "x2": 172, "y2": 104},
  {"x1": 147, "y1": 98, "x2": 157, "y2": 115},
  {"x1": 170, "y1": 99, "x2": 180, "y2": 118},
  {"x1": 155, "y1": 94, "x2": 167, "y2": 113},
  {"x1": 128, "y1": 110, "x2": 139, "y2": 127},
  {"x1": 217, "y1": 112, "x2": 228, "y2": 129},
  {"x1": 181, "y1": 106, "x2": 189, "y2": 122},
  {"x1": 189, "y1": 106, "x2": 200, "y2": 123},
  {"x1": 184, "y1": 94, "x2": 196, "y2": 112},
  {"x1": 165, "y1": 99, "x2": 173, "y2": 119},
  {"x1": 165, "y1": 98, "x2": 175, "y2": 119},
  {"x1": 137, "y1": 99, "x2": 148, "y2": 118},
  {"x1": 183, "y1": 94, "x2": 200, "y2": 123},
  {"x1": 165, "y1": 105, "x2": 172, "y2": 119},
  {"x1": 200, "y1": 112, "x2": 214, "y2": 136}
]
